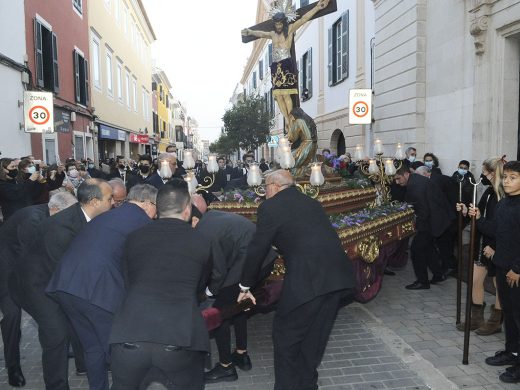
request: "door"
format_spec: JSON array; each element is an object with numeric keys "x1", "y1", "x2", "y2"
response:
[{"x1": 45, "y1": 139, "x2": 57, "y2": 164}]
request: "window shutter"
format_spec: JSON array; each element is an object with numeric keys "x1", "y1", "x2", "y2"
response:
[
  {"x1": 308, "y1": 48, "x2": 313, "y2": 98},
  {"x1": 84, "y1": 58, "x2": 89, "y2": 105},
  {"x1": 74, "y1": 51, "x2": 80, "y2": 102},
  {"x1": 52, "y1": 32, "x2": 59, "y2": 93},
  {"x1": 328, "y1": 28, "x2": 332, "y2": 86},
  {"x1": 268, "y1": 43, "x2": 273, "y2": 65},
  {"x1": 297, "y1": 58, "x2": 303, "y2": 97},
  {"x1": 34, "y1": 19, "x2": 44, "y2": 87},
  {"x1": 341, "y1": 11, "x2": 349, "y2": 80}
]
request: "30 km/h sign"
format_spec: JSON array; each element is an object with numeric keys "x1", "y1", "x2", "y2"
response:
[
  {"x1": 349, "y1": 89, "x2": 372, "y2": 125},
  {"x1": 24, "y1": 91, "x2": 54, "y2": 133}
]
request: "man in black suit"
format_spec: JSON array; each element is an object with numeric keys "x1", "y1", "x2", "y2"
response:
[
  {"x1": 46, "y1": 184, "x2": 157, "y2": 390},
  {"x1": 109, "y1": 179, "x2": 211, "y2": 390},
  {"x1": 0, "y1": 192, "x2": 77, "y2": 387},
  {"x1": 126, "y1": 155, "x2": 153, "y2": 191},
  {"x1": 195, "y1": 207, "x2": 277, "y2": 384},
  {"x1": 238, "y1": 170, "x2": 355, "y2": 390},
  {"x1": 11, "y1": 179, "x2": 113, "y2": 390},
  {"x1": 394, "y1": 166, "x2": 453, "y2": 289}
]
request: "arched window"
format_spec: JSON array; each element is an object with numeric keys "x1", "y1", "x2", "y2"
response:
[{"x1": 330, "y1": 129, "x2": 346, "y2": 155}]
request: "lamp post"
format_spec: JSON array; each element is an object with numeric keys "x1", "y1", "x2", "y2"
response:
[
  {"x1": 355, "y1": 140, "x2": 403, "y2": 203},
  {"x1": 247, "y1": 136, "x2": 325, "y2": 198}
]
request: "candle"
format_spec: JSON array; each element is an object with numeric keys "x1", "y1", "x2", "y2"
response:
[
  {"x1": 374, "y1": 139, "x2": 384, "y2": 155},
  {"x1": 354, "y1": 144, "x2": 364, "y2": 161},
  {"x1": 207, "y1": 154, "x2": 219, "y2": 173},
  {"x1": 368, "y1": 159, "x2": 378, "y2": 175},
  {"x1": 310, "y1": 162, "x2": 325, "y2": 186},
  {"x1": 384, "y1": 159, "x2": 396, "y2": 176},
  {"x1": 394, "y1": 143, "x2": 405, "y2": 160},
  {"x1": 183, "y1": 149, "x2": 195, "y2": 169},
  {"x1": 247, "y1": 163, "x2": 262, "y2": 186}
]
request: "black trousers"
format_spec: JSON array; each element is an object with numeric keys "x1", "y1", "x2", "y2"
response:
[
  {"x1": 111, "y1": 342, "x2": 205, "y2": 390},
  {"x1": 495, "y1": 267, "x2": 520, "y2": 353},
  {"x1": 411, "y1": 231, "x2": 443, "y2": 284},
  {"x1": 17, "y1": 289, "x2": 85, "y2": 390},
  {"x1": 272, "y1": 290, "x2": 344, "y2": 390},
  {"x1": 56, "y1": 292, "x2": 113, "y2": 390},
  {"x1": 0, "y1": 293, "x2": 21, "y2": 370},
  {"x1": 213, "y1": 284, "x2": 248, "y2": 364},
  {"x1": 435, "y1": 221, "x2": 457, "y2": 273}
]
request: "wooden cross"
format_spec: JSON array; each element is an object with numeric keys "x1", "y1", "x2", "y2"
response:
[{"x1": 241, "y1": 0, "x2": 338, "y2": 44}]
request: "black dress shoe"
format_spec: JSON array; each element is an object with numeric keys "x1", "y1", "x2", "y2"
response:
[
  {"x1": 500, "y1": 365, "x2": 520, "y2": 383},
  {"x1": 8, "y1": 367, "x2": 26, "y2": 387},
  {"x1": 485, "y1": 350, "x2": 519, "y2": 366},
  {"x1": 204, "y1": 363, "x2": 238, "y2": 383},
  {"x1": 405, "y1": 281, "x2": 430, "y2": 290},
  {"x1": 231, "y1": 351, "x2": 252, "y2": 371},
  {"x1": 430, "y1": 274, "x2": 447, "y2": 284}
]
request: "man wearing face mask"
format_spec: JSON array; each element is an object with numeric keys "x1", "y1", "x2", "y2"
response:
[
  {"x1": 451, "y1": 160, "x2": 475, "y2": 207},
  {"x1": 404, "y1": 147, "x2": 417, "y2": 165},
  {"x1": 86, "y1": 159, "x2": 105, "y2": 179},
  {"x1": 126, "y1": 155, "x2": 153, "y2": 191},
  {"x1": 145, "y1": 153, "x2": 181, "y2": 190}
]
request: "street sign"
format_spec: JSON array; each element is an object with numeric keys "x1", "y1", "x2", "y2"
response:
[
  {"x1": 268, "y1": 135, "x2": 280, "y2": 147},
  {"x1": 349, "y1": 89, "x2": 372, "y2": 125},
  {"x1": 24, "y1": 91, "x2": 54, "y2": 133}
]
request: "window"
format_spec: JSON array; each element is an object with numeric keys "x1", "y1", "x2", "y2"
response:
[
  {"x1": 73, "y1": 49, "x2": 89, "y2": 105},
  {"x1": 132, "y1": 77, "x2": 137, "y2": 112},
  {"x1": 301, "y1": 0, "x2": 309, "y2": 6},
  {"x1": 106, "y1": 49, "x2": 113, "y2": 96},
  {"x1": 91, "y1": 36, "x2": 101, "y2": 89},
  {"x1": 268, "y1": 43, "x2": 273, "y2": 65},
  {"x1": 264, "y1": 51, "x2": 269, "y2": 75},
  {"x1": 125, "y1": 70, "x2": 131, "y2": 108},
  {"x1": 328, "y1": 11, "x2": 349, "y2": 85},
  {"x1": 74, "y1": 135, "x2": 84, "y2": 159},
  {"x1": 259, "y1": 60, "x2": 264, "y2": 81},
  {"x1": 300, "y1": 48, "x2": 312, "y2": 101},
  {"x1": 117, "y1": 61, "x2": 123, "y2": 102},
  {"x1": 253, "y1": 72, "x2": 257, "y2": 89},
  {"x1": 73, "y1": 0, "x2": 82, "y2": 14},
  {"x1": 142, "y1": 88, "x2": 149, "y2": 120},
  {"x1": 123, "y1": 4, "x2": 129, "y2": 34},
  {"x1": 34, "y1": 18, "x2": 59, "y2": 92},
  {"x1": 114, "y1": 0, "x2": 120, "y2": 24}
]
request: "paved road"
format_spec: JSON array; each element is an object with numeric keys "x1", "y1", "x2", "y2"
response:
[{"x1": 0, "y1": 261, "x2": 515, "y2": 389}]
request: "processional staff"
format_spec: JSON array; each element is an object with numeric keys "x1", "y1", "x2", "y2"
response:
[
  {"x1": 456, "y1": 177, "x2": 464, "y2": 325},
  {"x1": 462, "y1": 176, "x2": 481, "y2": 364}
]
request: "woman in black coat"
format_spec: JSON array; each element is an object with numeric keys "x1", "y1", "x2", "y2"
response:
[{"x1": 0, "y1": 158, "x2": 43, "y2": 221}]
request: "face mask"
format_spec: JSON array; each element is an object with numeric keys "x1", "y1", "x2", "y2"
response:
[
  {"x1": 458, "y1": 169, "x2": 468, "y2": 176},
  {"x1": 480, "y1": 173, "x2": 491, "y2": 186},
  {"x1": 7, "y1": 169, "x2": 18, "y2": 179},
  {"x1": 407, "y1": 156, "x2": 416, "y2": 163},
  {"x1": 139, "y1": 165, "x2": 150, "y2": 174},
  {"x1": 27, "y1": 166, "x2": 36, "y2": 174},
  {"x1": 68, "y1": 169, "x2": 79, "y2": 178},
  {"x1": 88, "y1": 163, "x2": 95, "y2": 169},
  {"x1": 424, "y1": 161, "x2": 434, "y2": 168}
]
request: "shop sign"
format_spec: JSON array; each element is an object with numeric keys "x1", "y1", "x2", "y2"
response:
[{"x1": 129, "y1": 134, "x2": 150, "y2": 144}]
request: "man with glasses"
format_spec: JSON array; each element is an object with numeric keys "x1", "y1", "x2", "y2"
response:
[{"x1": 46, "y1": 184, "x2": 157, "y2": 390}]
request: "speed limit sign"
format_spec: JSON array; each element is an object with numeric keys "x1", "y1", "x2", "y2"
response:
[
  {"x1": 349, "y1": 89, "x2": 372, "y2": 125},
  {"x1": 24, "y1": 91, "x2": 54, "y2": 133}
]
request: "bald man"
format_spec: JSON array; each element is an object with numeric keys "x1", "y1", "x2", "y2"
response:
[{"x1": 238, "y1": 170, "x2": 355, "y2": 390}]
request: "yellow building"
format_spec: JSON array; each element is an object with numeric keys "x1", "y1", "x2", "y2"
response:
[
  {"x1": 152, "y1": 67, "x2": 172, "y2": 152},
  {"x1": 89, "y1": 0, "x2": 156, "y2": 161}
]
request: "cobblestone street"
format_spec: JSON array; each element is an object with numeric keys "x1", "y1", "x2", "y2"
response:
[{"x1": 0, "y1": 261, "x2": 516, "y2": 389}]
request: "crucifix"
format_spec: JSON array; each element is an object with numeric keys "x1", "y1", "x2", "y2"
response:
[{"x1": 241, "y1": 0, "x2": 337, "y2": 132}]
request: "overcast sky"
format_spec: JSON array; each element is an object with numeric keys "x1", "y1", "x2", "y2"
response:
[{"x1": 142, "y1": 0, "x2": 259, "y2": 143}]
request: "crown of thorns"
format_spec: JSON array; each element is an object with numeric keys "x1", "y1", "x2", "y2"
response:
[{"x1": 269, "y1": 0, "x2": 298, "y2": 22}]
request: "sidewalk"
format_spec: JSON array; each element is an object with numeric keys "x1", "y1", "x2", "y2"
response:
[{"x1": 0, "y1": 261, "x2": 515, "y2": 389}]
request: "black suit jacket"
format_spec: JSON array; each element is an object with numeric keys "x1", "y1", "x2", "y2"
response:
[
  {"x1": 196, "y1": 210, "x2": 277, "y2": 295},
  {"x1": 405, "y1": 173, "x2": 452, "y2": 237},
  {"x1": 241, "y1": 187, "x2": 355, "y2": 315},
  {"x1": 109, "y1": 218, "x2": 211, "y2": 352},
  {"x1": 0, "y1": 204, "x2": 49, "y2": 298},
  {"x1": 12, "y1": 203, "x2": 87, "y2": 296}
]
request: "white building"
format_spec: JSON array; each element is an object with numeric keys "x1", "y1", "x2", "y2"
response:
[
  {"x1": 0, "y1": 1, "x2": 31, "y2": 158},
  {"x1": 239, "y1": 0, "x2": 376, "y2": 162},
  {"x1": 372, "y1": 0, "x2": 520, "y2": 172}
]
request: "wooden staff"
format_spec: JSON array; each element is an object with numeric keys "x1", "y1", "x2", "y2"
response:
[
  {"x1": 463, "y1": 177, "x2": 481, "y2": 364},
  {"x1": 456, "y1": 179, "x2": 464, "y2": 325}
]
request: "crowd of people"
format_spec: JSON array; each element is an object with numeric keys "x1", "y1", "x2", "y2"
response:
[
  {"x1": 0, "y1": 148, "x2": 354, "y2": 390},
  {"x1": 1, "y1": 145, "x2": 520, "y2": 388}
]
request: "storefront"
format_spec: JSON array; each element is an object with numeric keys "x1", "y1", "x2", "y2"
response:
[
  {"x1": 98, "y1": 123, "x2": 127, "y2": 160},
  {"x1": 129, "y1": 133, "x2": 149, "y2": 161}
]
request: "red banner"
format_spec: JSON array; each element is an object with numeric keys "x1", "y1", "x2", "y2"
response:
[{"x1": 129, "y1": 134, "x2": 149, "y2": 144}]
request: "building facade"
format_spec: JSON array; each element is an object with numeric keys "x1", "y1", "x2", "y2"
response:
[
  {"x1": 239, "y1": 0, "x2": 375, "y2": 162},
  {"x1": 0, "y1": 1, "x2": 30, "y2": 159},
  {"x1": 372, "y1": 0, "x2": 520, "y2": 172},
  {"x1": 88, "y1": 0, "x2": 155, "y2": 162},
  {"x1": 152, "y1": 67, "x2": 172, "y2": 152},
  {"x1": 24, "y1": 0, "x2": 94, "y2": 164}
]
